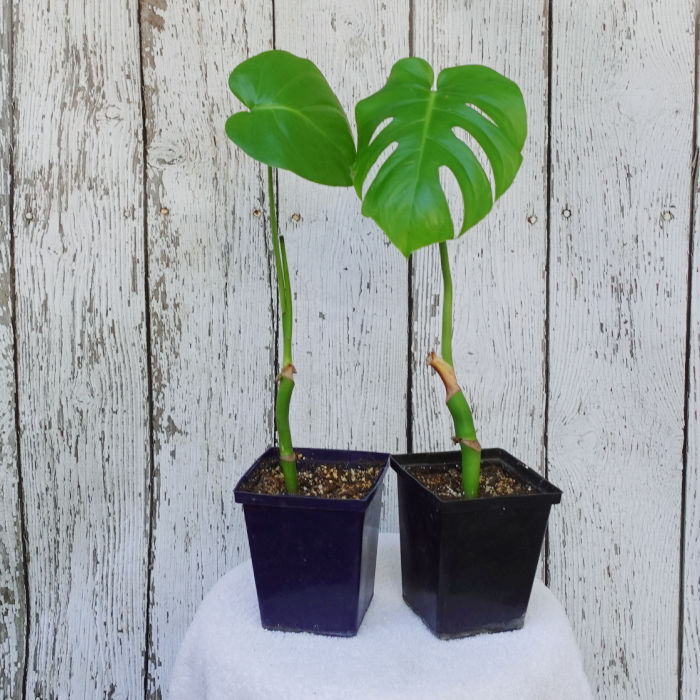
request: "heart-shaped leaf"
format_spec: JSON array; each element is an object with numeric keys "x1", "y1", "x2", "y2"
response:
[
  {"x1": 226, "y1": 50, "x2": 355, "y2": 187},
  {"x1": 353, "y1": 58, "x2": 527, "y2": 256}
]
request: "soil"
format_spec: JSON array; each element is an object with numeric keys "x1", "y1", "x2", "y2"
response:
[
  {"x1": 240, "y1": 452, "x2": 383, "y2": 499},
  {"x1": 409, "y1": 460, "x2": 534, "y2": 499}
]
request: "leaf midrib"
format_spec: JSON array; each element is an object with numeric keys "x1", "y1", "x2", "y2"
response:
[
  {"x1": 416, "y1": 91, "x2": 437, "y2": 176},
  {"x1": 402, "y1": 90, "x2": 437, "y2": 210},
  {"x1": 381, "y1": 93, "x2": 493, "y2": 191},
  {"x1": 251, "y1": 103, "x2": 350, "y2": 158}
]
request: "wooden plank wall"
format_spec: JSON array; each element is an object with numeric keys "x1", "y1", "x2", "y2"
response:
[
  {"x1": 0, "y1": 1, "x2": 698, "y2": 698},
  {"x1": 547, "y1": 2, "x2": 695, "y2": 697},
  {"x1": 0, "y1": 0, "x2": 25, "y2": 697},
  {"x1": 684, "y1": 20, "x2": 700, "y2": 699},
  {"x1": 11, "y1": 0, "x2": 151, "y2": 697},
  {"x1": 140, "y1": 2, "x2": 273, "y2": 695},
  {"x1": 274, "y1": 0, "x2": 409, "y2": 532}
]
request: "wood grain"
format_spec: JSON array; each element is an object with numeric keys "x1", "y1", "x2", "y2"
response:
[
  {"x1": 0, "y1": 1, "x2": 26, "y2": 697},
  {"x1": 411, "y1": 4, "x2": 549, "y2": 472},
  {"x1": 273, "y1": 0, "x2": 409, "y2": 531},
  {"x1": 12, "y1": 0, "x2": 150, "y2": 696},
  {"x1": 140, "y1": 1, "x2": 274, "y2": 695},
  {"x1": 683, "y1": 49, "x2": 700, "y2": 698},
  {"x1": 547, "y1": 2, "x2": 694, "y2": 696}
]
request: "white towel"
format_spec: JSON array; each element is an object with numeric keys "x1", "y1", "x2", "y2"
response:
[{"x1": 168, "y1": 532, "x2": 591, "y2": 700}]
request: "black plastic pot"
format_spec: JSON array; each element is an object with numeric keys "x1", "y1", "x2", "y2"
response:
[
  {"x1": 391, "y1": 448, "x2": 561, "y2": 639},
  {"x1": 234, "y1": 446, "x2": 389, "y2": 636}
]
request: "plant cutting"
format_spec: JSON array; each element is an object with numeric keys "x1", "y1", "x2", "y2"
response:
[
  {"x1": 226, "y1": 49, "x2": 389, "y2": 636},
  {"x1": 353, "y1": 57, "x2": 561, "y2": 637}
]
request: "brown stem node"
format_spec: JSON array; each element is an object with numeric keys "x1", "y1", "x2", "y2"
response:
[
  {"x1": 451, "y1": 436, "x2": 482, "y2": 452},
  {"x1": 275, "y1": 363, "x2": 297, "y2": 382},
  {"x1": 426, "y1": 351, "x2": 460, "y2": 401}
]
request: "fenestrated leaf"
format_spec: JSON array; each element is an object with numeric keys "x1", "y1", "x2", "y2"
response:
[
  {"x1": 353, "y1": 58, "x2": 527, "y2": 256},
  {"x1": 226, "y1": 50, "x2": 355, "y2": 187}
]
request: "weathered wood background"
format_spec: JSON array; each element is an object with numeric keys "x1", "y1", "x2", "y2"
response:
[{"x1": 0, "y1": 0, "x2": 697, "y2": 697}]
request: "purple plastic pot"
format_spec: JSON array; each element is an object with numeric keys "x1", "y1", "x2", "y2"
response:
[
  {"x1": 391, "y1": 448, "x2": 561, "y2": 639},
  {"x1": 234, "y1": 446, "x2": 389, "y2": 636}
]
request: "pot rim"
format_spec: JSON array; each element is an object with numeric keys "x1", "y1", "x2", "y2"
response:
[
  {"x1": 234, "y1": 446, "x2": 390, "y2": 511},
  {"x1": 390, "y1": 447, "x2": 562, "y2": 513}
]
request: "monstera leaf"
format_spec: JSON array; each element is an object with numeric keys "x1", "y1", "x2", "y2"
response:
[
  {"x1": 353, "y1": 58, "x2": 527, "y2": 256},
  {"x1": 226, "y1": 50, "x2": 355, "y2": 186}
]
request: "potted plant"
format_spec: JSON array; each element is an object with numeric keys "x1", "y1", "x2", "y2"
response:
[
  {"x1": 226, "y1": 50, "x2": 389, "y2": 636},
  {"x1": 353, "y1": 57, "x2": 562, "y2": 638}
]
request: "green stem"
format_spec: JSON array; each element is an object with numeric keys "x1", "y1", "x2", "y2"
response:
[
  {"x1": 435, "y1": 241, "x2": 481, "y2": 498},
  {"x1": 279, "y1": 235, "x2": 293, "y2": 367},
  {"x1": 446, "y1": 392, "x2": 480, "y2": 498},
  {"x1": 276, "y1": 375, "x2": 298, "y2": 492},
  {"x1": 267, "y1": 166, "x2": 297, "y2": 493},
  {"x1": 439, "y1": 241, "x2": 453, "y2": 366}
]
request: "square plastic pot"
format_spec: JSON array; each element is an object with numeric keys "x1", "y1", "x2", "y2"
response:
[
  {"x1": 234, "y1": 446, "x2": 389, "y2": 636},
  {"x1": 391, "y1": 448, "x2": 561, "y2": 639}
]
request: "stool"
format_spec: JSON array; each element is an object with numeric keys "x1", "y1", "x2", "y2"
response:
[{"x1": 169, "y1": 533, "x2": 591, "y2": 699}]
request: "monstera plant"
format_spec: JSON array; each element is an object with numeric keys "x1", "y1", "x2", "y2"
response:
[
  {"x1": 353, "y1": 57, "x2": 561, "y2": 639},
  {"x1": 227, "y1": 50, "x2": 391, "y2": 638},
  {"x1": 225, "y1": 49, "x2": 355, "y2": 493},
  {"x1": 353, "y1": 58, "x2": 527, "y2": 498}
]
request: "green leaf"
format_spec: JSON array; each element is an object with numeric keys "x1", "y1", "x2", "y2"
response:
[
  {"x1": 353, "y1": 58, "x2": 527, "y2": 256},
  {"x1": 226, "y1": 50, "x2": 355, "y2": 187}
]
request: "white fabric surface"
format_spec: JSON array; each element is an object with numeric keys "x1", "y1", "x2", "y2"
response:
[{"x1": 168, "y1": 533, "x2": 591, "y2": 700}]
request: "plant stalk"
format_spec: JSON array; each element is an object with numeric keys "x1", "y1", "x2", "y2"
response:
[
  {"x1": 431, "y1": 242, "x2": 481, "y2": 498},
  {"x1": 439, "y1": 240, "x2": 454, "y2": 366},
  {"x1": 268, "y1": 166, "x2": 298, "y2": 493}
]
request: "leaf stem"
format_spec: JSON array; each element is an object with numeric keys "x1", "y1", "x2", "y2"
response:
[
  {"x1": 279, "y1": 235, "x2": 293, "y2": 367},
  {"x1": 433, "y1": 241, "x2": 481, "y2": 498},
  {"x1": 267, "y1": 166, "x2": 297, "y2": 492},
  {"x1": 276, "y1": 373, "x2": 298, "y2": 492},
  {"x1": 439, "y1": 241, "x2": 453, "y2": 366}
]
